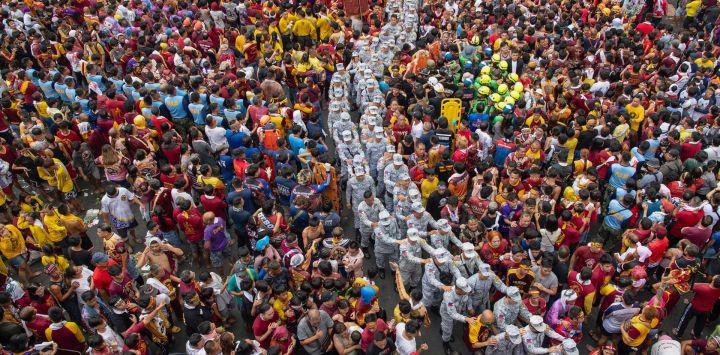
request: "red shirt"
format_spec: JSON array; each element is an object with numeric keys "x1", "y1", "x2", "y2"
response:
[
  {"x1": 523, "y1": 297, "x2": 547, "y2": 316},
  {"x1": 648, "y1": 237, "x2": 669, "y2": 264},
  {"x1": 690, "y1": 284, "x2": 720, "y2": 311},
  {"x1": 680, "y1": 141, "x2": 702, "y2": 161},
  {"x1": 93, "y1": 259, "x2": 118, "y2": 292},
  {"x1": 252, "y1": 313, "x2": 280, "y2": 348},
  {"x1": 590, "y1": 265, "x2": 614, "y2": 290},
  {"x1": 670, "y1": 209, "x2": 704, "y2": 237},
  {"x1": 571, "y1": 246, "x2": 603, "y2": 272},
  {"x1": 161, "y1": 144, "x2": 181, "y2": 166},
  {"x1": 200, "y1": 195, "x2": 228, "y2": 220},
  {"x1": 175, "y1": 208, "x2": 204, "y2": 242},
  {"x1": 636, "y1": 22, "x2": 655, "y2": 36},
  {"x1": 361, "y1": 318, "x2": 387, "y2": 351}
]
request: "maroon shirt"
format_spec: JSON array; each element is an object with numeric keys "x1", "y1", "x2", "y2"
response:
[{"x1": 572, "y1": 246, "x2": 603, "y2": 272}]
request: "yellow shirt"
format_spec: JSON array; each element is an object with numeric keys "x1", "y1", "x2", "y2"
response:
[
  {"x1": 695, "y1": 58, "x2": 715, "y2": 69},
  {"x1": 0, "y1": 225, "x2": 26, "y2": 259},
  {"x1": 272, "y1": 292, "x2": 293, "y2": 321},
  {"x1": 316, "y1": 16, "x2": 333, "y2": 41},
  {"x1": 573, "y1": 158, "x2": 593, "y2": 176},
  {"x1": 43, "y1": 211, "x2": 68, "y2": 244},
  {"x1": 279, "y1": 13, "x2": 299, "y2": 35},
  {"x1": 421, "y1": 177, "x2": 439, "y2": 205},
  {"x1": 686, "y1": 0, "x2": 702, "y2": 16},
  {"x1": 292, "y1": 18, "x2": 316, "y2": 39},
  {"x1": 564, "y1": 137, "x2": 578, "y2": 163},
  {"x1": 17, "y1": 216, "x2": 49, "y2": 246},
  {"x1": 197, "y1": 175, "x2": 224, "y2": 190},
  {"x1": 626, "y1": 104, "x2": 645, "y2": 131},
  {"x1": 41, "y1": 255, "x2": 70, "y2": 272}
]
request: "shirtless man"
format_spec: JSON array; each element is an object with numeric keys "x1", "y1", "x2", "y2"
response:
[
  {"x1": 302, "y1": 216, "x2": 325, "y2": 249},
  {"x1": 137, "y1": 237, "x2": 184, "y2": 276},
  {"x1": 97, "y1": 224, "x2": 129, "y2": 267}
]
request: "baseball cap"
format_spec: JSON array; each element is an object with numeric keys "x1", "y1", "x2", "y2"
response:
[
  {"x1": 506, "y1": 286, "x2": 522, "y2": 302},
  {"x1": 529, "y1": 315, "x2": 546, "y2": 332},
  {"x1": 407, "y1": 228, "x2": 420, "y2": 242},
  {"x1": 412, "y1": 202, "x2": 424, "y2": 213},
  {"x1": 462, "y1": 243, "x2": 477, "y2": 258},
  {"x1": 437, "y1": 219, "x2": 452, "y2": 231},
  {"x1": 342, "y1": 130, "x2": 352, "y2": 141},
  {"x1": 647, "y1": 158, "x2": 661, "y2": 168},
  {"x1": 92, "y1": 252, "x2": 109, "y2": 264},
  {"x1": 379, "y1": 210, "x2": 392, "y2": 224},
  {"x1": 455, "y1": 277, "x2": 471, "y2": 293},
  {"x1": 506, "y1": 325, "x2": 522, "y2": 345},
  {"x1": 393, "y1": 154, "x2": 404, "y2": 165},
  {"x1": 433, "y1": 248, "x2": 450, "y2": 263},
  {"x1": 561, "y1": 338, "x2": 580, "y2": 355}
]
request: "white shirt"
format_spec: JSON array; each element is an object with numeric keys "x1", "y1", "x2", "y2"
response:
[
  {"x1": 100, "y1": 187, "x2": 136, "y2": 221},
  {"x1": 98, "y1": 326, "x2": 125, "y2": 352},
  {"x1": 205, "y1": 125, "x2": 228, "y2": 151},
  {"x1": 394, "y1": 323, "x2": 417, "y2": 355}
]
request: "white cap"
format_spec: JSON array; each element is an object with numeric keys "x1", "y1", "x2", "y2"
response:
[
  {"x1": 561, "y1": 338, "x2": 580, "y2": 355},
  {"x1": 462, "y1": 243, "x2": 477, "y2": 258},
  {"x1": 412, "y1": 202, "x2": 424, "y2": 213},
  {"x1": 436, "y1": 219, "x2": 452, "y2": 231},
  {"x1": 393, "y1": 154, "x2": 404, "y2": 165},
  {"x1": 455, "y1": 277, "x2": 471, "y2": 292},
  {"x1": 506, "y1": 286, "x2": 522, "y2": 302},
  {"x1": 428, "y1": 77, "x2": 439, "y2": 86},
  {"x1": 353, "y1": 164, "x2": 366, "y2": 176},
  {"x1": 433, "y1": 248, "x2": 450, "y2": 263},
  {"x1": 506, "y1": 325, "x2": 522, "y2": 345},
  {"x1": 340, "y1": 112, "x2": 351, "y2": 121},
  {"x1": 407, "y1": 227, "x2": 419, "y2": 242},
  {"x1": 529, "y1": 315, "x2": 545, "y2": 332},
  {"x1": 386, "y1": 145, "x2": 396, "y2": 153},
  {"x1": 379, "y1": 210, "x2": 391, "y2": 221},
  {"x1": 342, "y1": 130, "x2": 352, "y2": 140},
  {"x1": 433, "y1": 83, "x2": 445, "y2": 93}
]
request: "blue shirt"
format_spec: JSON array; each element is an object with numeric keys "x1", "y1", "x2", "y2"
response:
[
  {"x1": 165, "y1": 95, "x2": 189, "y2": 119},
  {"x1": 226, "y1": 189, "x2": 256, "y2": 213},
  {"x1": 227, "y1": 130, "x2": 248, "y2": 149},
  {"x1": 275, "y1": 176, "x2": 298, "y2": 206},
  {"x1": 189, "y1": 103, "x2": 206, "y2": 125},
  {"x1": 645, "y1": 139, "x2": 660, "y2": 160},
  {"x1": 54, "y1": 83, "x2": 69, "y2": 102},
  {"x1": 87, "y1": 74, "x2": 106, "y2": 93},
  {"x1": 609, "y1": 163, "x2": 636, "y2": 189},
  {"x1": 288, "y1": 135, "x2": 305, "y2": 155},
  {"x1": 39, "y1": 80, "x2": 59, "y2": 99},
  {"x1": 218, "y1": 154, "x2": 235, "y2": 181},
  {"x1": 210, "y1": 95, "x2": 225, "y2": 114},
  {"x1": 604, "y1": 199, "x2": 632, "y2": 230}
]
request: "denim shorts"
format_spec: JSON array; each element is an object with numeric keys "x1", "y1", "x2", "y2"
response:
[{"x1": 7, "y1": 254, "x2": 25, "y2": 267}]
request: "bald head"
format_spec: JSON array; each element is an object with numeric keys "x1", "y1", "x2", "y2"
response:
[
  {"x1": 203, "y1": 211, "x2": 215, "y2": 224},
  {"x1": 480, "y1": 310, "x2": 495, "y2": 324}
]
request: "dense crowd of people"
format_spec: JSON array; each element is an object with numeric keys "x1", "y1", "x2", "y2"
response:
[{"x1": 1, "y1": 0, "x2": 720, "y2": 354}]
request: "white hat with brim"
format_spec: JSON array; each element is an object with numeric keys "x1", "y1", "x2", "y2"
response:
[
  {"x1": 506, "y1": 325, "x2": 522, "y2": 345},
  {"x1": 529, "y1": 315, "x2": 546, "y2": 332}
]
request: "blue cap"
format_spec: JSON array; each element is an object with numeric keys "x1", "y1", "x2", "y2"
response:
[{"x1": 255, "y1": 236, "x2": 270, "y2": 251}]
